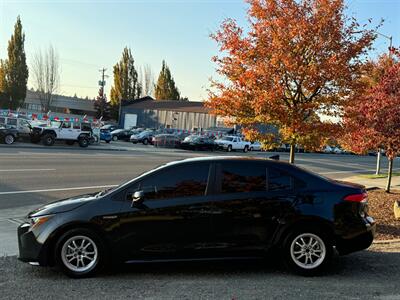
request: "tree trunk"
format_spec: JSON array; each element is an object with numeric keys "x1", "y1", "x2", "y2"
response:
[
  {"x1": 386, "y1": 158, "x2": 393, "y2": 193},
  {"x1": 289, "y1": 143, "x2": 295, "y2": 164},
  {"x1": 376, "y1": 149, "x2": 381, "y2": 175}
]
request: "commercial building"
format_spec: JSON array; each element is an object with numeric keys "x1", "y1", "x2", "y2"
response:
[{"x1": 119, "y1": 96, "x2": 222, "y2": 131}]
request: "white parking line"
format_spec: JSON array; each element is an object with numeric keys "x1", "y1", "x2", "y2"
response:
[
  {"x1": 0, "y1": 185, "x2": 118, "y2": 195},
  {"x1": 0, "y1": 169, "x2": 56, "y2": 172}
]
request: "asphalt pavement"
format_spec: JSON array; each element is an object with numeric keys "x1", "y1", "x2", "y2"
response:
[{"x1": 0, "y1": 143, "x2": 399, "y2": 299}]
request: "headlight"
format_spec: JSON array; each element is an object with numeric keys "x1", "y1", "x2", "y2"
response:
[{"x1": 29, "y1": 215, "x2": 53, "y2": 229}]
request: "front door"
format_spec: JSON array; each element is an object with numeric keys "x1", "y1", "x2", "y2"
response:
[{"x1": 115, "y1": 162, "x2": 216, "y2": 262}]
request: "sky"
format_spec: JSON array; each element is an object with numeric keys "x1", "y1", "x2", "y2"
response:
[{"x1": 0, "y1": 0, "x2": 399, "y2": 101}]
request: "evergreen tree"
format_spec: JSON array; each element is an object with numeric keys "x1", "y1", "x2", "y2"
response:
[
  {"x1": 94, "y1": 88, "x2": 111, "y2": 120},
  {"x1": 0, "y1": 60, "x2": 9, "y2": 108},
  {"x1": 154, "y1": 60, "x2": 180, "y2": 100},
  {"x1": 110, "y1": 47, "x2": 141, "y2": 120},
  {"x1": 5, "y1": 16, "x2": 28, "y2": 109}
]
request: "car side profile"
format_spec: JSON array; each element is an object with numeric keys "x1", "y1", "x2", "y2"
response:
[{"x1": 17, "y1": 157, "x2": 375, "y2": 278}]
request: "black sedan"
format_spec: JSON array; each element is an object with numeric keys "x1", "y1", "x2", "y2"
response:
[
  {"x1": 0, "y1": 124, "x2": 18, "y2": 144},
  {"x1": 180, "y1": 135, "x2": 216, "y2": 151},
  {"x1": 110, "y1": 129, "x2": 132, "y2": 141},
  {"x1": 18, "y1": 157, "x2": 375, "y2": 278}
]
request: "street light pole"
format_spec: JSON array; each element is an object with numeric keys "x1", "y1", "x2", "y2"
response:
[{"x1": 374, "y1": 31, "x2": 393, "y2": 175}]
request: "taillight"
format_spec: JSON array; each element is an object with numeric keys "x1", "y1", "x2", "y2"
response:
[{"x1": 343, "y1": 192, "x2": 368, "y2": 203}]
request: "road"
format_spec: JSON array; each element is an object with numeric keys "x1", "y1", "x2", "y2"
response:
[{"x1": 0, "y1": 144, "x2": 399, "y2": 299}]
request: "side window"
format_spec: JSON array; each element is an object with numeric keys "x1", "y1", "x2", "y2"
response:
[
  {"x1": 220, "y1": 162, "x2": 266, "y2": 194},
  {"x1": 268, "y1": 168, "x2": 292, "y2": 191},
  {"x1": 62, "y1": 122, "x2": 71, "y2": 129},
  {"x1": 81, "y1": 123, "x2": 92, "y2": 131},
  {"x1": 73, "y1": 123, "x2": 80, "y2": 129},
  {"x1": 0, "y1": 117, "x2": 5, "y2": 124},
  {"x1": 135, "y1": 163, "x2": 210, "y2": 200},
  {"x1": 7, "y1": 118, "x2": 17, "y2": 127}
]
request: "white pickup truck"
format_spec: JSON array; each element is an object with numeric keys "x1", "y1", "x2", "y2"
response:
[{"x1": 214, "y1": 135, "x2": 251, "y2": 152}]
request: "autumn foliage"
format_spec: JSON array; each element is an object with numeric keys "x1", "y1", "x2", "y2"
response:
[
  {"x1": 341, "y1": 52, "x2": 400, "y2": 191},
  {"x1": 207, "y1": 0, "x2": 377, "y2": 162}
]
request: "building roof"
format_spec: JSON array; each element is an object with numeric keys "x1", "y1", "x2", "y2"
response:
[{"x1": 121, "y1": 96, "x2": 210, "y2": 114}]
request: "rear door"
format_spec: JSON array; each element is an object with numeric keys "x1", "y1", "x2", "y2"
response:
[
  {"x1": 210, "y1": 161, "x2": 298, "y2": 256},
  {"x1": 115, "y1": 162, "x2": 217, "y2": 261}
]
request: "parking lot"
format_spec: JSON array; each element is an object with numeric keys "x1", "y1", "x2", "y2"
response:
[{"x1": 0, "y1": 144, "x2": 399, "y2": 299}]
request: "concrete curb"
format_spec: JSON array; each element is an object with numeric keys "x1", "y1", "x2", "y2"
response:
[
  {"x1": 0, "y1": 144, "x2": 128, "y2": 152},
  {"x1": 373, "y1": 238, "x2": 400, "y2": 244}
]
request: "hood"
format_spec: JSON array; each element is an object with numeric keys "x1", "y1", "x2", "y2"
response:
[{"x1": 28, "y1": 193, "x2": 98, "y2": 217}]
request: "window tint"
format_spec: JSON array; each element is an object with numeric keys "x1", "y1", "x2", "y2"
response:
[
  {"x1": 268, "y1": 168, "x2": 292, "y2": 191},
  {"x1": 136, "y1": 163, "x2": 210, "y2": 200},
  {"x1": 7, "y1": 118, "x2": 17, "y2": 126},
  {"x1": 73, "y1": 123, "x2": 80, "y2": 129},
  {"x1": 220, "y1": 162, "x2": 266, "y2": 193},
  {"x1": 62, "y1": 122, "x2": 71, "y2": 129}
]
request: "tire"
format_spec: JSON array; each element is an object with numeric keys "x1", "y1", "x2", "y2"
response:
[
  {"x1": 250, "y1": 147, "x2": 254, "y2": 151},
  {"x1": 227, "y1": 145, "x2": 232, "y2": 152},
  {"x1": 243, "y1": 145, "x2": 249, "y2": 153},
  {"x1": 4, "y1": 134, "x2": 15, "y2": 145},
  {"x1": 112, "y1": 135, "x2": 118, "y2": 141},
  {"x1": 78, "y1": 136, "x2": 89, "y2": 148},
  {"x1": 65, "y1": 140, "x2": 75, "y2": 146},
  {"x1": 55, "y1": 228, "x2": 106, "y2": 278},
  {"x1": 142, "y1": 138, "x2": 148, "y2": 145},
  {"x1": 42, "y1": 133, "x2": 55, "y2": 146},
  {"x1": 282, "y1": 227, "x2": 333, "y2": 276}
]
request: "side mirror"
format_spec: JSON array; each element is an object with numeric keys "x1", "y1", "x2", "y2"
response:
[{"x1": 131, "y1": 190, "x2": 144, "y2": 207}]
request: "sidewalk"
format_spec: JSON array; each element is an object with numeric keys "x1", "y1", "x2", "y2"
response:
[{"x1": 341, "y1": 175, "x2": 400, "y2": 190}]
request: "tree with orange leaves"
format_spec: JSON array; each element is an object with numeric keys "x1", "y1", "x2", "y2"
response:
[
  {"x1": 341, "y1": 52, "x2": 400, "y2": 192},
  {"x1": 207, "y1": 0, "x2": 377, "y2": 163}
]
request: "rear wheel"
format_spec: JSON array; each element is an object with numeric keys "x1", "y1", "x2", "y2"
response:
[
  {"x1": 4, "y1": 134, "x2": 15, "y2": 145},
  {"x1": 55, "y1": 228, "x2": 105, "y2": 278},
  {"x1": 112, "y1": 135, "x2": 118, "y2": 141},
  {"x1": 42, "y1": 134, "x2": 55, "y2": 146},
  {"x1": 78, "y1": 136, "x2": 89, "y2": 148},
  {"x1": 282, "y1": 228, "x2": 332, "y2": 276},
  {"x1": 142, "y1": 138, "x2": 148, "y2": 145}
]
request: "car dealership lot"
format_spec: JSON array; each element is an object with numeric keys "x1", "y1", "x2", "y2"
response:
[{"x1": 0, "y1": 146, "x2": 399, "y2": 299}]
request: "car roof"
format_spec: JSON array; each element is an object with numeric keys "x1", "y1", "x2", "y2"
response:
[{"x1": 165, "y1": 156, "x2": 286, "y2": 167}]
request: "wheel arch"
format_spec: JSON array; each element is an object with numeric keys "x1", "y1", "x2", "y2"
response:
[
  {"x1": 42, "y1": 130, "x2": 57, "y2": 137},
  {"x1": 43, "y1": 221, "x2": 111, "y2": 267}
]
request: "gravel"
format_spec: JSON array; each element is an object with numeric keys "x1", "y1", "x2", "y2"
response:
[{"x1": 0, "y1": 250, "x2": 400, "y2": 300}]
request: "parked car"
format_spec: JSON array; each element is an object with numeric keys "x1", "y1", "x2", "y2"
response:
[
  {"x1": 100, "y1": 129, "x2": 112, "y2": 143},
  {"x1": 30, "y1": 121, "x2": 92, "y2": 147},
  {"x1": 249, "y1": 141, "x2": 262, "y2": 151},
  {"x1": 214, "y1": 135, "x2": 251, "y2": 152},
  {"x1": 180, "y1": 135, "x2": 216, "y2": 151},
  {"x1": 17, "y1": 156, "x2": 375, "y2": 278},
  {"x1": 101, "y1": 124, "x2": 119, "y2": 132},
  {"x1": 0, "y1": 116, "x2": 32, "y2": 138},
  {"x1": 153, "y1": 133, "x2": 181, "y2": 148},
  {"x1": 110, "y1": 129, "x2": 132, "y2": 141},
  {"x1": 0, "y1": 124, "x2": 18, "y2": 144},
  {"x1": 130, "y1": 130, "x2": 154, "y2": 145}
]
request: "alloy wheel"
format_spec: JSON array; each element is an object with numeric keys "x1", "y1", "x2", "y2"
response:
[
  {"x1": 4, "y1": 135, "x2": 14, "y2": 145},
  {"x1": 61, "y1": 235, "x2": 98, "y2": 273},
  {"x1": 290, "y1": 233, "x2": 326, "y2": 270}
]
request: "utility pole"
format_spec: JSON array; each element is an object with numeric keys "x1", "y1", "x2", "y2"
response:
[
  {"x1": 374, "y1": 32, "x2": 393, "y2": 175},
  {"x1": 98, "y1": 68, "x2": 108, "y2": 117}
]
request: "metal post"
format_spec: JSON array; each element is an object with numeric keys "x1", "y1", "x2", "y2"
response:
[{"x1": 376, "y1": 149, "x2": 381, "y2": 175}]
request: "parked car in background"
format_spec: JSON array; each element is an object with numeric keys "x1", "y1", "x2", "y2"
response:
[
  {"x1": 214, "y1": 135, "x2": 251, "y2": 152},
  {"x1": 110, "y1": 129, "x2": 132, "y2": 141},
  {"x1": 0, "y1": 124, "x2": 18, "y2": 144},
  {"x1": 250, "y1": 141, "x2": 262, "y2": 151},
  {"x1": 0, "y1": 116, "x2": 32, "y2": 139},
  {"x1": 130, "y1": 130, "x2": 154, "y2": 145},
  {"x1": 100, "y1": 129, "x2": 112, "y2": 143},
  {"x1": 30, "y1": 121, "x2": 92, "y2": 147},
  {"x1": 17, "y1": 156, "x2": 375, "y2": 278},
  {"x1": 101, "y1": 124, "x2": 119, "y2": 132},
  {"x1": 153, "y1": 134, "x2": 181, "y2": 148},
  {"x1": 181, "y1": 135, "x2": 216, "y2": 151}
]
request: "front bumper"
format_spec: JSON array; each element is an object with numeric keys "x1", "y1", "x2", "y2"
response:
[
  {"x1": 336, "y1": 216, "x2": 376, "y2": 255},
  {"x1": 17, "y1": 223, "x2": 48, "y2": 265}
]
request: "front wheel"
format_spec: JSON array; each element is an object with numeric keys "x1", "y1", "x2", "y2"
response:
[
  {"x1": 42, "y1": 134, "x2": 55, "y2": 146},
  {"x1": 112, "y1": 136, "x2": 118, "y2": 141},
  {"x1": 142, "y1": 138, "x2": 148, "y2": 145},
  {"x1": 55, "y1": 228, "x2": 105, "y2": 278},
  {"x1": 282, "y1": 229, "x2": 332, "y2": 276},
  {"x1": 227, "y1": 145, "x2": 232, "y2": 152}
]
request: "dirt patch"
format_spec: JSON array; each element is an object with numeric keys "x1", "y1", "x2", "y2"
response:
[{"x1": 368, "y1": 189, "x2": 400, "y2": 240}]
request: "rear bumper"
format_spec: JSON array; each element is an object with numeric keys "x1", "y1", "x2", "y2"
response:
[{"x1": 336, "y1": 216, "x2": 376, "y2": 255}]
